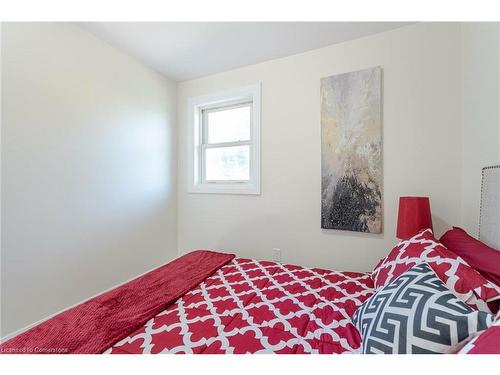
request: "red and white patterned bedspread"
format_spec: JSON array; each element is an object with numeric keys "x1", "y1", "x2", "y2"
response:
[{"x1": 106, "y1": 258, "x2": 374, "y2": 354}]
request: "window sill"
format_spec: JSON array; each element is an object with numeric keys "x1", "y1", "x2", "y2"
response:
[{"x1": 188, "y1": 183, "x2": 260, "y2": 195}]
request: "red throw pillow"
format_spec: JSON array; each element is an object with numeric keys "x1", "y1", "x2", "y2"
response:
[
  {"x1": 371, "y1": 229, "x2": 500, "y2": 311},
  {"x1": 440, "y1": 227, "x2": 500, "y2": 286}
]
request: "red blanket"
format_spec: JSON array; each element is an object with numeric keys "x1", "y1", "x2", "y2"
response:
[{"x1": 0, "y1": 250, "x2": 234, "y2": 354}]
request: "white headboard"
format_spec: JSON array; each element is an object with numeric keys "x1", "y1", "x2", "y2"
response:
[{"x1": 479, "y1": 165, "x2": 500, "y2": 249}]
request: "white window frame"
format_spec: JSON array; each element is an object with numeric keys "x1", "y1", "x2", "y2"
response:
[{"x1": 187, "y1": 83, "x2": 261, "y2": 195}]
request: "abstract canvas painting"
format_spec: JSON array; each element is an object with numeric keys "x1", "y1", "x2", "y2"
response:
[{"x1": 321, "y1": 67, "x2": 382, "y2": 233}]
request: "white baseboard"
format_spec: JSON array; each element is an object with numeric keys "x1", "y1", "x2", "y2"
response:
[{"x1": 0, "y1": 259, "x2": 173, "y2": 343}]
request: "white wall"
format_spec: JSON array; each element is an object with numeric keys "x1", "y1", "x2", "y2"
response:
[
  {"x1": 177, "y1": 23, "x2": 463, "y2": 272},
  {"x1": 460, "y1": 23, "x2": 500, "y2": 236},
  {"x1": 1, "y1": 23, "x2": 177, "y2": 336}
]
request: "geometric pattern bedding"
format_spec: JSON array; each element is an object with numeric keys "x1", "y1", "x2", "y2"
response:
[
  {"x1": 106, "y1": 258, "x2": 374, "y2": 354},
  {"x1": 352, "y1": 263, "x2": 492, "y2": 354},
  {"x1": 371, "y1": 229, "x2": 500, "y2": 312}
]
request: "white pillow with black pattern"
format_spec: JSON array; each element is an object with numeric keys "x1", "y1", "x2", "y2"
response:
[{"x1": 352, "y1": 263, "x2": 493, "y2": 354}]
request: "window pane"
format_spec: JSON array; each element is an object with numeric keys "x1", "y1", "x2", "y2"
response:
[
  {"x1": 205, "y1": 145, "x2": 250, "y2": 181},
  {"x1": 206, "y1": 105, "x2": 251, "y2": 144}
]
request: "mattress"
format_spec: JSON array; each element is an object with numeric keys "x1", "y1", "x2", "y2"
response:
[{"x1": 106, "y1": 257, "x2": 374, "y2": 354}]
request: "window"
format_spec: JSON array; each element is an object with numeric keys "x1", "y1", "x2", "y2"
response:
[{"x1": 188, "y1": 84, "x2": 261, "y2": 194}]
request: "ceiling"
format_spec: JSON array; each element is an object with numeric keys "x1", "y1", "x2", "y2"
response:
[{"x1": 81, "y1": 22, "x2": 411, "y2": 81}]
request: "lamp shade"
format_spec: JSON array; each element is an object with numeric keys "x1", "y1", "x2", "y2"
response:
[{"x1": 396, "y1": 196, "x2": 433, "y2": 239}]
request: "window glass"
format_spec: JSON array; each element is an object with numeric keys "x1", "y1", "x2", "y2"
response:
[
  {"x1": 206, "y1": 105, "x2": 251, "y2": 144},
  {"x1": 205, "y1": 145, "x2": 250, "y2": 181}
]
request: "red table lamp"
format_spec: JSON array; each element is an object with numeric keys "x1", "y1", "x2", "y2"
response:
[{"x1": 396, "y1": 196, "x2": 433, "y2": 239}]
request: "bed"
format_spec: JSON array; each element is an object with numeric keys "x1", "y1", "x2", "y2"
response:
[
  {"x1": 1, "y1": 242, "x2": 499, "y2": 354},
  {"x1": 0, "y1": 251, "x2": 373, "y2": 354},
  {"x1": 106, "y1": 257, "x2": 373, "y2": 354}
]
